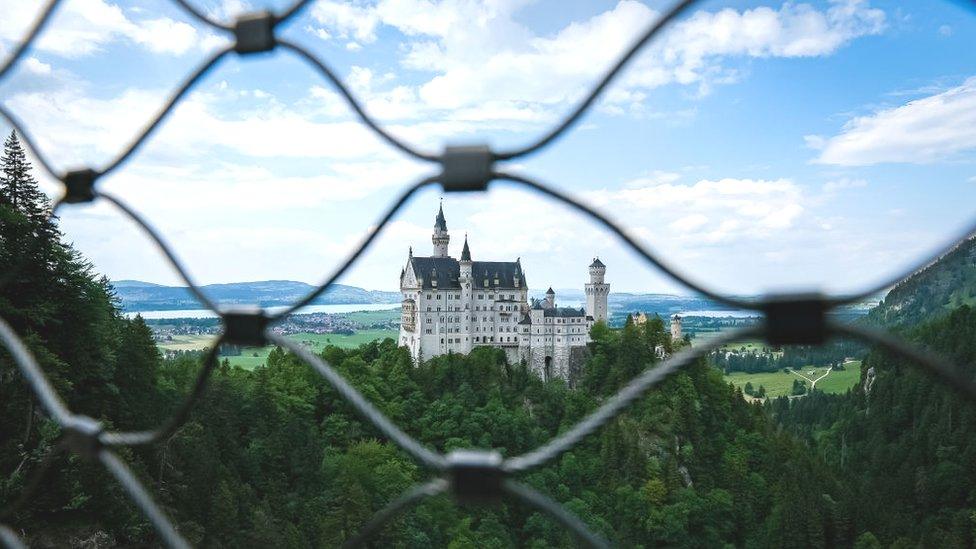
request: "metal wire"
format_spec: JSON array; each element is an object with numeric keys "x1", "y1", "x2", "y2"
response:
[
  {"x1": 269, "y1": 333, "x2": 447, "y2": 470},
  {"x1": 503, "y1": 479, "x2": 610, "y2": 549},
  {"x1": 1, "y1": 0, "x2": 976, "y2": 547},
  {"x1": 0, "y1": 525, "x2": 27, "y2": 549},
  {"x1": 340, "y1": 479, "x2": 449, "y2": 548},
  {"x1": 830, "y1": 320, "x2": 976, "y2": 402},
  {"x1": 98, "y1": 450, "x2": 190, "y2": 549},
  {"x1": 0, "y1": 0, "x2": 61, "y2": 82}
]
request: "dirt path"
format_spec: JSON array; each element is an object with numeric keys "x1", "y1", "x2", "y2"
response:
[{"x1": 788, "y1": 366, "x2": 832, "y2": 390}]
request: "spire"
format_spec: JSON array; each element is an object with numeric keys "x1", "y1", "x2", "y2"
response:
[
  {"x1": 434, "y1": 199, "x2": 447, "y2": 231},
  {"x1": 409, "y1": 246, "x2": 413, "y2": 257},
  {"x1": 546, "y1": 287, "x2": 555, "y2": 295},
  {"x1": 461, "y1": 234, "x2": 471, "y2": 261}
]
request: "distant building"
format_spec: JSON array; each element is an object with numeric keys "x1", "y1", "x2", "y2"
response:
[
  {"x1": 397, "y1": 204, "x2": 609, "y2": 380},
  {"x1": 670, "y1": 314, "x2": 682, "y2": 341}
]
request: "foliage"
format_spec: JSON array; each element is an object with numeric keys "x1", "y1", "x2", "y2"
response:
[
  {"x1": 0, "y1": 149, "x2": 842, "y2": 545},
  {"x1": 772, "y1": 306, "x2": 976, "y2": 547}
]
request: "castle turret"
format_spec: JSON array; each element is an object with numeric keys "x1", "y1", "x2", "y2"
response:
[
  {"x1": 432, "y1": 201, "x2": 450, "y2": 257},
  {"x1": 670, "y1": 314, "x2": 682, "y2": 341},
  {"x1": 459, "y1": 234, "x2": 472, "y2": 279},
  {"x1": 585, "y1": 257, "x2": 609, "y2": 322},
  {"x1": 545, "y1": 287, "x2": 555, "y2": 309}
]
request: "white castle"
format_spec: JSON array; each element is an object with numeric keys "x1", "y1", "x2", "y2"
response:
[{"x1": 397, "y1": 204, "x2": 609, "y2": 380}]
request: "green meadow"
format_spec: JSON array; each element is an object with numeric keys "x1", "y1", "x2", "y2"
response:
[
  {"x1": 157, "y1": 329, "x2": 398, "y2": 370},
  {"x1": 724, "y1": 361, "x2": 861, "y2": 399}
]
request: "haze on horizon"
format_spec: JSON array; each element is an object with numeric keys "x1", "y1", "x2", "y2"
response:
[{"x1": 2, "y1": 0, "x2": 975, "y2": 298}]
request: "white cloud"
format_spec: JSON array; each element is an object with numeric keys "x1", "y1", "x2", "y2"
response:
[
  {"x1": 307, "y1": 0, "x2": 885, "y2": 117},
  {"x1": 810, "y1": 77, "x2": 976, "y2": 165},
  {"x1": 586, "y1": 176, "x2": 805, "y2": 244},
  {"x1": 0, "y1": 0, "x2": 222, "y2": 58},
  {"x1": 822, "y1": 177, "x2": 867, "y2": 193},
  {"x1": 4, "y1": 80, "x2": 429, "y2": 170}
]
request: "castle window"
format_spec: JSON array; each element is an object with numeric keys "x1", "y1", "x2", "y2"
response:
[{"x1": 436, "y1": 294, "x2": 441, "y2": 299}]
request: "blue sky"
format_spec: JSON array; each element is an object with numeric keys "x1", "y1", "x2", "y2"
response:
[{"x1": 1, "y1": 0, "x2": 975, "y2": 300}]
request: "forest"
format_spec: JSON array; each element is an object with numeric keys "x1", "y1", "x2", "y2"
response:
[{"x1": 2, "y1": 130, "x2": 975, "y2": 547}]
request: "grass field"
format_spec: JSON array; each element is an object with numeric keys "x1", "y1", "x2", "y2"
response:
[
  {"x1": 725, "y1": 360, "x2": 861, "y2": 399},
  {"x1": 157, "y1": 334, "x2": 217, "y2": 352},
  {"x1": 341, "y1": 309, "x2": 400, "y2": 325},
  {"x1": 180, "y1": 329, "x2": 401, "y2": 370}
]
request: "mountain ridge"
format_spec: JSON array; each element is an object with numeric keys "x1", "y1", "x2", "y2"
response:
[
  {"x1": 868, "y1": 236, "x2": 976, "y2": 327},
  {"x1": 111, "y1": 279, "x2": 402, "y2": 312}
]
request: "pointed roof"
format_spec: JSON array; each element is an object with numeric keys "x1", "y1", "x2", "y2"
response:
[
  {"x1": 434, "y1": 201, "x2": 447, "y2": 231},
  {"x1": 546, "y1": 287, "x2": 555, "y2": 295},
  {"x1": 461, "y1": 234, "x2": 471, "y2": 261},
  {"x1": 590, "y1": 257, "x2": 605, "y2": 268}
]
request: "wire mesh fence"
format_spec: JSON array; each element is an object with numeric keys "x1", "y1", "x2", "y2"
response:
[{"x1": 1, "y1": 0, "x2": 975, "y2": 546}]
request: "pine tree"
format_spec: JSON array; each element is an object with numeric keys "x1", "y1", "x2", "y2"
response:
[
  {"x1": 1, "y1": 131, "x2": 53, "y2": 229},
  {"x1": 0, "y1": 131, "x2": 60, "y2": 293}
]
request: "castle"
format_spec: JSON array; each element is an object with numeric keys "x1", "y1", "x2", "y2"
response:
[{"x1": 397, "y1": 204, "x2": 609, "y2": 380}]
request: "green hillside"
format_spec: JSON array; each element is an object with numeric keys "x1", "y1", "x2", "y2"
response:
[{"x1": 868, "y1": 236, "x2": 976, "y2": 327}]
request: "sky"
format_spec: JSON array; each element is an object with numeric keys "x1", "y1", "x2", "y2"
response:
[{"x1": 1, "y1": 0, "x2": 975, "y2": 301}]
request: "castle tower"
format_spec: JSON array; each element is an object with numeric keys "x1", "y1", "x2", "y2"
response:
[
  {"x1": 585, "y1": 258, "x2": 609, "y2": 322},
  {"x1": 460, "y1": 235, "x2": 472, "y2": 279},
  {"x1": 545, "y1": 287, "x2": 555, "y2": 309},
  {"x1": 670, "y1": 314, "x2": 682, "y2": 341},
  {"x1": 432, "y1": 201, "x2": 450, "y2": 257}
]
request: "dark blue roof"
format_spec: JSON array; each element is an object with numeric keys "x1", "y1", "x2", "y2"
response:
[
  {"x1": 409, "y1": 256, "x2": 525, "y2": 290},
  {"x1": 590, "y1": 258, "x2": 605, "y2": 268},
  {"x1": 435, "y1": 203, "x2": 447, "y2": 231},
  {"x1": 544, "y1": 307, "x2": 586, "y2": 318},
  {"x1": 461, "y1": 236, "x2": 471, "y2": 261}
]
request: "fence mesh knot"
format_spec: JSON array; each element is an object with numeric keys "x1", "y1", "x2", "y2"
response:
[
  {"x1": 760, "y1": 293, "x2": 830, "y2": 346},
  {"x1": 234, "y1": 11, "x2": 277, "y2": 54},
  {"x1": 61, "y1": 415, "x2": 104, "y2": 461},
  {"x1": 445, "y1": 449, "x2": 505, "y2": 504},
  {"x1": 440, "y1": 145, "x2": 494, "y2": 192},
  {"x1": 61, "y1": 169, "x2": 99, "y2": 204},
  {"x1": 221, "y1": 308, "x2": 270, "y2": 347}
]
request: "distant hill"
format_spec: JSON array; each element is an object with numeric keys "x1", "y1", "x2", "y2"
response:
[
  {"x1": 867, "y1": 236, "x2": 976, "y2": 327},
  {"x1": 111, "y1": 280, "x2": 401, "y2": 312},
  {"x1": 527, "y1": 288, "x2": 745, "y2": 317},
  {"x1": 115, "y1": 278, "x2": 750, "y2": 316}
]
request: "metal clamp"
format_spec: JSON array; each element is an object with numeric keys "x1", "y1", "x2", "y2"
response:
[
  {"x1": 221, "y1": 307, "x2": 269, "y2": 346},
  {"x1": 62, "y1": 415, "x2": 104, "y2": 460},
  {"x1": 61, "y1": 169, "x2": 99, "y2": 204},
  {"x1": 761, "y1": 293, "x2": 830, "y2": 345},
  {"x1": 234, "y1": 11, "x2": 276, "y2": 54},
  {"x1": 446, "y1": 449, "x2": 505, "y2": 503},
  {"x1": 440, "y1": 145, "x2": 493, "y2": 192}
]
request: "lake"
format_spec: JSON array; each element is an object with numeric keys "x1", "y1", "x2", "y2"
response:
[
  {"x1": 125, "y1": 303, "x2": 401, "y2": 319},
  {"x1": 679, "y1": 309, "x2": 760, "y2": 318}
]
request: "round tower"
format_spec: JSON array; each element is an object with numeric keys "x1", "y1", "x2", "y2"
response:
[
  {"x1": 670, "y1": 314, "x2": 682, "y2": 341},
  {"x1": 585, "y1": 258, "x2": 609, "y2": 323},
  {"x1": 588, "y1": 258, "x2": 606, "y2": 283},
  {"x1": 432, "y1": 201, "x2": 450, "y2": 257}
]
